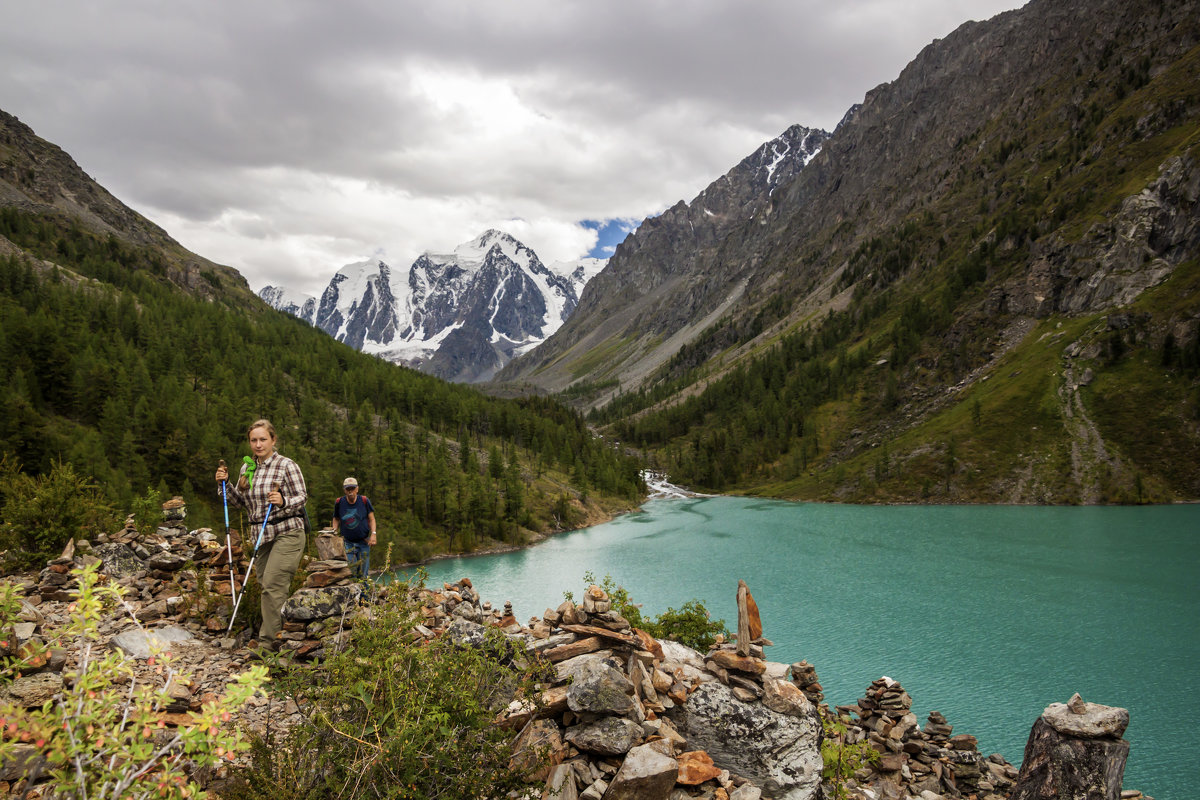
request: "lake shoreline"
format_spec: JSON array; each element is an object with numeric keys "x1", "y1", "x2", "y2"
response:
[
  {"x1": 390, "y1": 471, "x2": 709, "y2": 573},
  {"x1": 389, "y1": 489, "x2": 1200, "y2": 576}
]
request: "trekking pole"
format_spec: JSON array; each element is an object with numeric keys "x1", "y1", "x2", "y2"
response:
[
  {"x1": 226, "y1": 482, "x2": 280, "y2": 637},
  {"x1": 219, "y1": 460, "x2": 239, "y2": 609}
]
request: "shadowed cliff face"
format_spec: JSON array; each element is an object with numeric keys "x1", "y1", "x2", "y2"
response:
[{"x1": 495, "y1": 0, "x2": 1200, "y2": 406}]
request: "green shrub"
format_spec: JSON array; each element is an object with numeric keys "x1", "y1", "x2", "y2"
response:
[
  {"x1": 225, "y1": 578, "x2": 540, "y2": 800},
  {"x1": 0, "y1": 563, "x2": 266, "y2": 798},
  {"x1": 821, "y1": 714, "x2": 880, "y2": 800},
  {"x1": 0, "y1": 460, "x2": 119, "y2": 569},
  {"x1": 642, "y1": 599, "x2": 731, "y2": 651},
  {"x1": 129, "y1": 485, "x2": 165, "y2": 537}
]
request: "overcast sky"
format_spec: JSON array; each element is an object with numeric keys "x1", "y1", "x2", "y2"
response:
[{"x1": 1, "y1": 0, "x2": 1023, "y2": 296}]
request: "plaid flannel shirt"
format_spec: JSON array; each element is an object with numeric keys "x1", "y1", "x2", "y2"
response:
[{"x1": 222, "y1": 451, "x2": 307, "y2": 547}]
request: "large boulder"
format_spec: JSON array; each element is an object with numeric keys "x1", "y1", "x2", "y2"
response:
[
  {"x1": 563, "y1": 716, "x2": 644, "y2": 756},
  {"x1": 92, "y1": 542, "x2": 144, "y2": 579},
  {"x1": 1011, "y1": 696, "x2": 1130, "y2": 800},
  {"x1": 109, "y1": 626, "x2": 197, "y2": 659},
  {"x1": 566, "y1": 658, "x2": 637, "y2": 717},
  {"x1": 603, "y1": 741, "x2": 678, "y2": 800},
  {"x1": 280, "y1": 583, "x2": 364, "y2": 622},
  {"x1": 665, "y1": 679, "x2": 822, "y2": 800}
]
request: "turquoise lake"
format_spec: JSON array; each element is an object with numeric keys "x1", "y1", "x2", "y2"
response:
[{"x1": 407, "y1": 498, "x2": 1198, "y2": 799}]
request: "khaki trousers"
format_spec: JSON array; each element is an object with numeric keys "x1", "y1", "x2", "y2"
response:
[{"x1": 254, "y1": 526, "x2": 306, "y2": 642}]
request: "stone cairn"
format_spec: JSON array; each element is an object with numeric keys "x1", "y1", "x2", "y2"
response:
[
  {"x1": 835, "y1": 678, "x2": 1020, "y2": 799},
  {"x1": 478, "y1": 577, "x2": 826, "y2": 800},
  {"x1": 34, "y1": 498, "x2": 236, "y2": 627},
  {"x1": 30, "y1": 502, "x2": 369, "y2": 655}
]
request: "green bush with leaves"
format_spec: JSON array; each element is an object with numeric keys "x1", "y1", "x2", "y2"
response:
[
  {"x1": 0, "y1": 459, "x2": 119, "y2": 569},
  {"x1": 642, "y1": 599, "x2": 730, "y2": 651},
  {"x1": 0, "y1": 563, "x2": 266, "y2": 799},
  {"x1": 225, "y1": 578, "x2": 541, "y2": 800}
]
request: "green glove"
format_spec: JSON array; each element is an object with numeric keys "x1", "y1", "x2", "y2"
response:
[{"x1": 242, "y1": 456, "x2": 257, "y2": 489}]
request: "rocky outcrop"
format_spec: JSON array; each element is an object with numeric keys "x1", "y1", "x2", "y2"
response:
[
  {"x1": 988, "y1": 155, "x2": 1200, "y2": 318},
  {"x1": 496, "y1": 124, "x2": 829, "y2": 396},
  {"x1": 1010, "y1": 694, "x2": 1131, "y2": 800},
  {"x1": 0, "y1": 111, "x2": 248, "y2": 299},
  {"x1": 668, "y1": 679, "x2": 821, "y2": 800},
  {"x1": 486, "y1": 581, "x2": 829, "y2": 800}
]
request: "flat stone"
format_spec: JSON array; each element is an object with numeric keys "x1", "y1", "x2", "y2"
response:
[
  {"x1": 762, "y1": 676, "x2": 813, "y2": 717},
  {"x1": 526, "y1": 632, "x2": 578, "y2": 654},
  {"x1": 146, "y1": 551, "x2": 188, "y2": 572},
  {"x1": 1042, "y1": 698, "x2": 1129, "y2": 739},
  {"x1": 2, "y1": 672, "x2": 62, "y2": 707},
  {"x1": 560, "y1": 623, "x2": 640, "y2": 647},
  {"x1": 677, "y1": 750, "x2": 723, "y2": 785},
  {"x1": 564, "y1": 716, "x2": 644, "y2": 756},
  {"x1": 109, "y1": 626, "x2": 197, "y2": 659},
  {"x1": 707, "y1": 649, "x2": 766, "y2": 675},
  {"x1": 542, "y1": 636, "x2": 606, "y2": 663}
]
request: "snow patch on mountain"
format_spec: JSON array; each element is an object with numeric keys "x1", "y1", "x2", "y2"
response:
[{"x1": 259, "y1": 285, "x2": 317, "y2": 324}]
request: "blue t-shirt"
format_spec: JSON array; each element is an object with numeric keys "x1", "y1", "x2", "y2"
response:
[{"x1": 334, "y1": 495, "x2": 374, "y2": 543}]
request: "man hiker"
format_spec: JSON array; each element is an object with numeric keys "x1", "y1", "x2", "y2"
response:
[{"x1": 333, "y1": 476, "x2": 376, "y2": 580}]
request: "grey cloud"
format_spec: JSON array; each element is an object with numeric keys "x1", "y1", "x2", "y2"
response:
[{"x1": 0, "y1": 0, "x2": 1023, "y2": 290}]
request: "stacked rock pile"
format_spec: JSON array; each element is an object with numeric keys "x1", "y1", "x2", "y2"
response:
[
  {"x1": 301, "y1": 531, "x2": 354, "y2": 589},
  {"x1": 276, "y1": 582, "x2": 365, "y2": 659},
  {"x1": 790, "y1": 659, "x2": 824, "y2": 704},
  {"x1": 31, "y1": 501, "x2": 235, "y2": 628},
  {"x1": 474, "y1": 578, "x2": 825, "y2": 800},
  {"x1": 834, "y1": 677, "x2": 1019, "y2": 799}
]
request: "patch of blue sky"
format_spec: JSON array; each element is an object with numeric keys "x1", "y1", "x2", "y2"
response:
[{"x1": 581, "y1": 218, "x2": 640, "y2": 258}]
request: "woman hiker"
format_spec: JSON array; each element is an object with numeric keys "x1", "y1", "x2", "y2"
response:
[
  {"x1": 215, "y1": 418, "x2": 308, "y2": 649},
  {"x1": 332, "y1": 476, "x2": 376, "y2": 580}
]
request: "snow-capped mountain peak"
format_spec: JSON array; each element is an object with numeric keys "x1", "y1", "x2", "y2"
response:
[
  {"x1": 443, "y1": 229, "x2": 535, "y2": 272},
  {"x1": 260, "y1": 231, "x2": 606, "y2": 383}
]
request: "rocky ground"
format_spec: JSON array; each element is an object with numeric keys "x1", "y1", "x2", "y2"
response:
[{"x1": 1, "y1": 503, "x2": 1149, "y2": 800}]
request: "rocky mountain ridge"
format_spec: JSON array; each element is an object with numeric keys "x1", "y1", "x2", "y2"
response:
[
  {"x1": 495, "y1": 123, "x2": 830, "y2": 396},
  {"x1": 261, "y1": 230, "x2": 605, "y2": 382},
  {"x1": 495, "y1": 0, "x2": 1200, "y2": 503}
]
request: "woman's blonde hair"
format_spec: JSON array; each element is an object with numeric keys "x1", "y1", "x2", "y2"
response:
[{"x1": 247, "y1": 419, "x2": 277, "y2": 440}]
